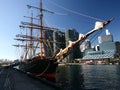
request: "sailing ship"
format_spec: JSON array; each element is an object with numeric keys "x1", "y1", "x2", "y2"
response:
[{"x1": 13, "y1": 0, "x2": 113, "y2": 81}]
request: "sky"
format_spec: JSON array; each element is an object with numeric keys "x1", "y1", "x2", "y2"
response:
[{"x1": 0, "y1": 0, "x2": 120, "y2": 60}]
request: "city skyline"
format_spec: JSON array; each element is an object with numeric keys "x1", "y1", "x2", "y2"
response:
[{"x1": 0, "y1": 0, "x2": 120, "y2": 60}]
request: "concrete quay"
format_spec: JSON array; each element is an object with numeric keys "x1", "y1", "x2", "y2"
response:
[{"x1": 0, "y1": 67, "x2": 61, "y2": 90}]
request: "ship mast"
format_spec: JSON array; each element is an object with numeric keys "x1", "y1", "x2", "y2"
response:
[
  {"x1": 29, "y1": 13, "x2": 33, "y2": 59},
  {"x1": 40, "y1": 0, "x2": 43, "y2": 58},
  {"x1": 13, "y1": 0, "x2": 61, "y2": 60},
  {"x1": 13, "y1": 13, "x2": 35, "y2": 60}
]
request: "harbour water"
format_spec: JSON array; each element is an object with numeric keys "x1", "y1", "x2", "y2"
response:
[{"x1": 56, "y1": 65, "x2": 120, "y2": 90}]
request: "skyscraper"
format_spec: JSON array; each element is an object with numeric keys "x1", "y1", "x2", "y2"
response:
[
  {"x1": 99, "y1": 29, "x2": 115, "y2": 52},
  {"x1": 98, "y1": 29, "x2": 113, "y2": 44},
  {"x1": 65, "y1": 29, "x2": 81, "y2": 62},
  {"x1": 44, "y1": 30, "x2": 65, "y2": 57},
  {"x1": 83, "y1": 29, "x2": 116, "y2": 59},
  {"x1": 44, "y1": 30, "x2": 53, "y2": 57},
  {"x1": 115, "y1": 41, "x2": 120, "y2": 57},
  {"x1": 53, "y1": 30, "x2": 65, "y2": 54},
  {"x1": 85, "y1": 39, "x2": 91, "y2": 49}
]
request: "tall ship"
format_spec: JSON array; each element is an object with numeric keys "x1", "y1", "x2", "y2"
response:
[{"x1": 13, "y1": 0, "x2": 113, "y2": 80}]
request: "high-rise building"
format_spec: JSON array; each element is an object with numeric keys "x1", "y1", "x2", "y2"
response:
[
  {"x1": 44, "y1": 30, "x2": 53, "y2": 57},
  {"x1": 98, "y1": 29, "x2": 113, "y2": 43},
  {"x1": 65, "y1": 29, "x2": 81, "y2": 62},
  {"x1": 44, "y1": 30, "x2": 65, "y2": 57},
  {"x1": 83, "y1": 29, "x2": 116, "y2": 59},
  {"x1": 85, "y1": 39, "x2": 91, "y2": 49},
  {"x1": 115, "y1": 41, "x2": 120, "y2": 57},
  {"x1": 99, "y1": 29, "x2": 116, "y2": 58},
  {"x1": 53, "y1": 31, "x2": 65, "y2": 54},
  {"x1": 99, "y1": 42, "x2": 116, "y2": 51}
]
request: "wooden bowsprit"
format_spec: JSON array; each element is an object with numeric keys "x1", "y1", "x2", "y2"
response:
[{"x1": 55, "y1": 18, "x2": 114, "y2": 62}]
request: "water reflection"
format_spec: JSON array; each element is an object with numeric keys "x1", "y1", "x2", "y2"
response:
[
  {"x1": 82, "y1": 65, "x2": 120, "y2": 89},
  {"x1": 56, "y1": 65, "x2": 120, "y2": 90},
  {"x1": 56, "y1": 65, "x2": 84, "y2": 90}
]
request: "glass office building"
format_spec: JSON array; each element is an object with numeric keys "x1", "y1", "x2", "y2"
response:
[
  {"x1": 83, "y1": 30, "x2": 116, "y2": 59},
  {"x1": 65, "y1": 29, "x2": 81, "y2": 62},
  {"x1": 53, "y1": 31, "x2": 65, "y2": 54},
  {"x1": 99, "y1": 42, "x2": 116, "y2": 51},
  {"x1": 44, "y1": 30, "x2": 65, "y2": 57},
  {"x1": 115, "y1": 41, "x2": 120, "y2": 57},
  {"x1": 98, "y1": 35, "x2": 113, "y2": 43}
]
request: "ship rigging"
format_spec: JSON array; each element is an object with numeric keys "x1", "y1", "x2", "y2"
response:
[{"x1": 13, "y1": 0, "x2": 113, "y2": 80}]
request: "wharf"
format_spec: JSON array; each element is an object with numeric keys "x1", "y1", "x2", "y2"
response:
[{"x1": 0, "y1": 67, "x2": 60, "y2": 90}]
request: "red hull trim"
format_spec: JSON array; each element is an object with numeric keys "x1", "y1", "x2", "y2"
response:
[{"x1": 32, "y1": 73, "x2": 56, "y2": 81}]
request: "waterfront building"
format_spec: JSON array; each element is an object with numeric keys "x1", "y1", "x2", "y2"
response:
[
  {"x1": 115, "y1": 41, "x2": 120, "y2": 57},
  {"x1": 85, "y1": 39, "x2": 91, "y2": 49},
  {"x1": 53, "y1": 30, "x2": 65, "y2": 54},
  {"x1": 45, "y1": 30, "x2": 65, "y2": 57},
  {"x1": 83, "y1": 39, "x2": 94, "y2": 55},
  {"x1": 98, "y1": 29, "x2": 116, "y2": 58},
  {"x1": 44, "y1": 30, "x2": 53, "y2": 57},
  {"x1": 95, "y1": 45, "x2": 100, "y2": 51},
  {"x1": 82, "y1": 29, "x2": 116, "y2": 60},
  {"x1": 65, "y1": 29, "x2": 81, "y2": 62}
]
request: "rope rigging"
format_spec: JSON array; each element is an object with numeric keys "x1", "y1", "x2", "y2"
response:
[
  {"x1": 87, "y1": 29, "x2": 104, "y2": 44},
  {"x1": 48, "y1": 0, "x2": 105, "y2": 21},
  {"x1": 46, "y1": 0, "x2": 107, "y2": 42}
]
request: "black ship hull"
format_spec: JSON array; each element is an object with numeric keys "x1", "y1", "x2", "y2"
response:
[{"x1": 19, "y1": 59, "x2": 58, "y2": 81}]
